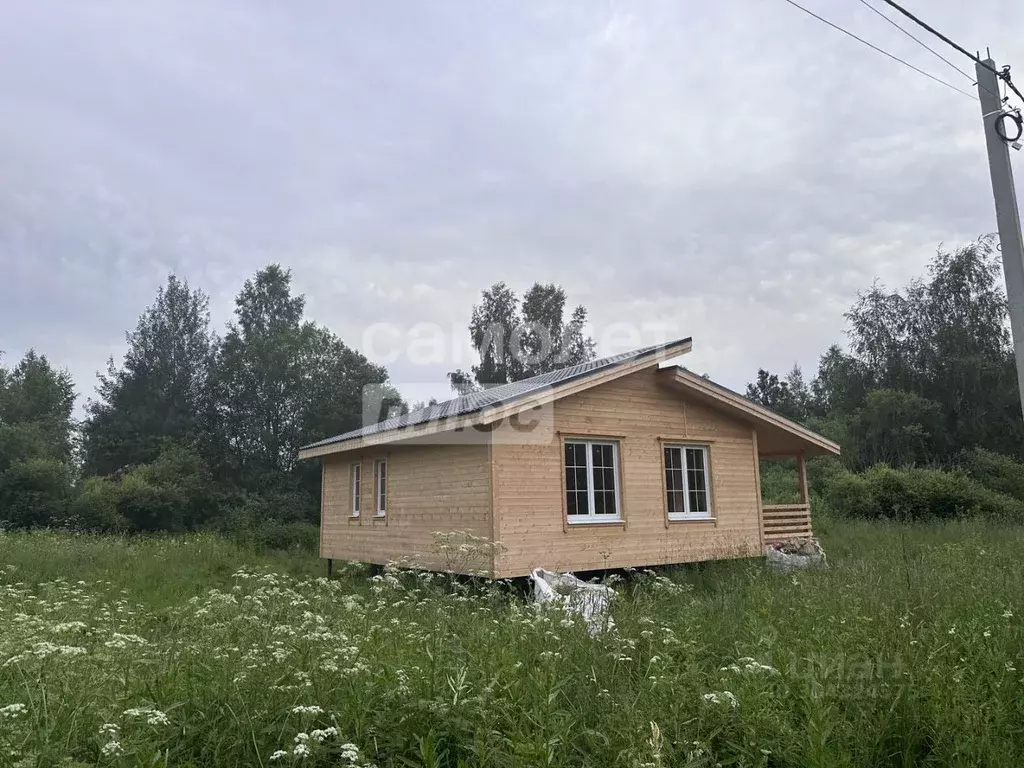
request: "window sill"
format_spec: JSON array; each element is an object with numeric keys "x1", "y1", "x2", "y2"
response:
[
  {"x1": 348, "y1": 514, "x2": 360, "y2": 521},
  {"x1": 667, "y1": 515, "x2": 716, "y2": 524},
  {"x1": 566, "y1": 516, "x2": 625, "y2": 527}
]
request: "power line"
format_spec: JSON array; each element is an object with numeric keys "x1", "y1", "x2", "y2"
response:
[
  {"x1": 874, "y1": 0, "x2": 1024, "y2": 105},
  {"x1": 856, "y1": 0, "x2": 973, "y2": 83},
  {"x1": 780, "y1": 0, "x2": 978, "y2": 100},
  {"x1": 856, "y1": 0, "x2": 1001, "y2": 101},
  {"x1": 874, "y1": 0, "x2": 993, "y2": 72}
]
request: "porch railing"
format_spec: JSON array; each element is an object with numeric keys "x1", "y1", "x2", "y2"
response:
[{"x1": 761, "y1": 503, "x2": 812, "y2": 543}]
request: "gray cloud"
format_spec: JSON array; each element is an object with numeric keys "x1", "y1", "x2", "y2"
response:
[{"x1": 1, "y1": 0, "x2": 1021, "y2": 408}]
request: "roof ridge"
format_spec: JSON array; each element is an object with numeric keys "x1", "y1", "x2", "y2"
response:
[{"x1": 301, "y1": 337, "x2": 691, "y2": 453}]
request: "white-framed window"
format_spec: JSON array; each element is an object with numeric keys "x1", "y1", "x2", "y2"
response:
[
  {"x1": 374, "y1": 458, "x2": 387, "y2": 517},
  {"x1": 664, "y1": 444, "x2": 712, "y2": 520},
  {"x1": 564, "y1": 439, "x2": 622, "y2": 523},
  {"x1": 350, "y1": 463, "x2": 361, "y2": 517}
]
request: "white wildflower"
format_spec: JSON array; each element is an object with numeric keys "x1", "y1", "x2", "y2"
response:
[
  {"x1": 702, "y1": 690, "x2": 739, "y2": 709},
  {"x1": 24, "y1": 642, "x2": 87, "y2": 659},
  {"x1": 1003, "y1": 610, "x2": 1014, "y2": 619},
  {"x1": 104, "y1": 633, "x2": 148, "y2": 649},
  {"x1": 0, "y1": 703, "x2": 27, "y2": 719},
  {"x1": 720, "y1": 658, "x2": 779, "y2": 676},
  {"x1": 339, "y1": 742, "x2": 362, "y2": 763},
  {"x1": 123, "y1": 706, "x2": 169, "y2": 726},
  {"x1": 291, "y1": 705, "x2": 323, "y2": 715},
  {"x1": 269, "y1": 750, "x2": 289, "y2": 761},
  {"x1": 98, "y1": 723, "x2": 119, "y2": 737},
  {"x1": 293, "y1": 742, "x2": 311, "y2": 757},
  {"x1": 100, "y1": 741, "x2": 124, "y2": 757},
  {"x1": 51, "y1": 621, "x2": 88, "y2": 633}
]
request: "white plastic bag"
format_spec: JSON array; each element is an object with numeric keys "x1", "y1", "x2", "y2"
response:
[
  {"x1": 765, "y1": 537, "x2": 827, "y2": 571},
  {"x1": 530, "y1": 568, "x2": 615, "y2": 635}
]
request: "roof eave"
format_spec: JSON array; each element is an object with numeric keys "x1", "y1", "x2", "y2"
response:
[{"x1": 660, "y1": 367, "x2": 840, "y2": 456}]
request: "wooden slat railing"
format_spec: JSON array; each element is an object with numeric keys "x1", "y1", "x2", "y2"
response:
[{"x1": 762, "y1": 503, "x2": 812, "y2": 543}]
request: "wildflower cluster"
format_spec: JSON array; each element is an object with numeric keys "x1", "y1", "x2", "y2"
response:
[
  {"x1": 0, "y1": 525, "x2": 1022, "y2": 766},
  {"x1": 123, "y1": 706, "x2": 170, "y2": 726},
  {"x1": 720, "y1": 657, "x2": 779, "y2": 675},
  {"x1": 0, "y1": 703, "x2": 27, "y2": 719},
  {"x1": 702, "y1": 690, "x2": 740, "y2": 709}
]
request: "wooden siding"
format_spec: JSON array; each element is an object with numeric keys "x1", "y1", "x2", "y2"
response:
[
  {"x1": 320, "y1": 441, "x2": 493, "y2": 573},
  {"x1": 491, "y1": 367, "x2": 763, "y2": 578}
]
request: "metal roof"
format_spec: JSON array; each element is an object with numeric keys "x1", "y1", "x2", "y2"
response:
[{"x1": 301, "y1": 337, "x2": 691, "y2": 451}]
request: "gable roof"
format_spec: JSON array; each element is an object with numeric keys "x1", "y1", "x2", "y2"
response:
[
  {"x1": 298, "y1": 337, "x2": 693, "y2": 458},
  {"x1": 658, "y1": 367, "x2": 840, "y2": 456}
]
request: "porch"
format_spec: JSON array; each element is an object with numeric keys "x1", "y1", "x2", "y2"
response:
[
  {"x1": 759, "y1": 452, "x2": 813, "y2": 545},
  {"x1": 653, "y1": 368, "x2": 838, "y2": 547}
]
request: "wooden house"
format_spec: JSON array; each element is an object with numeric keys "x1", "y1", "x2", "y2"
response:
[{"x1": 298, "y1": 338, "x2": 840, "y2": 577}]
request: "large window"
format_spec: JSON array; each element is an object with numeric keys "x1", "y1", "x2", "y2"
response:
[
  {"x1": 350, "y1": 463, "x2": 361, "y2": 517},
  {"x1": 664, "y1": 445, "x2": 711, "y2": 520},
  {"x1": 564, "y1": 440, "x2": 621, "y2": 523},
  {"x1": 374, "y1": 458, "x2": 387, "y2": 517}
]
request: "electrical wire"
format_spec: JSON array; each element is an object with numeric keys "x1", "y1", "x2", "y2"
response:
[
  {"x1": 856, "y1": 0, "x2": 1001, "y2": 101},
  {"x1": 994, "y1": 112, "x2": 1023, "y2": 143},
  {"x1": 780, "y1": 0, "x2": 978, "y2": 100},
  {"x1": 856, "y1": 0, "x2": 974, "y2": 83},
  {"x1": 873, "y1": 0, "x2": 1024, "y2": 105}
]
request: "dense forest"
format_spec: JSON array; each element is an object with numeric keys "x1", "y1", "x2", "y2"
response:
[
  {"x1": 2, "y1": 237, "x2": 1024, "y2": 546},
  {"x1": 748, "y1": 237, "x2": 1024, "y2": 519},
  {"x1": 0, "y1": 266, "x2": 402, "y2": 547},
  {"x1": 746, "y1": 236, "x2": 1024, "y2": 467}
]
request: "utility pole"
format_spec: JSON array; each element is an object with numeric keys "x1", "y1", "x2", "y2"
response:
[{"x1": 977, "y1": 58, "x2": 1024, "y2": 417}]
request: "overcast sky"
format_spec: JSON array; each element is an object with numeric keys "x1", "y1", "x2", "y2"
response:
[{"x1": 2, "y1": 0, "x2": 1022, "y2": 409}]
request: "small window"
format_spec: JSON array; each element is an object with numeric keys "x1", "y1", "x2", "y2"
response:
[
  {"x1": 374, "y1": 458, "x2": 387, "y2": 517},
  {"x1": 664, "y1": 445, "x2": 712, "y2": 520},
  {"x1": 564, "y1": 440, "x2": 621, "y2": 523},
  {"x1": 350, "y1": 463, "x2": 361, "y2": 517}
]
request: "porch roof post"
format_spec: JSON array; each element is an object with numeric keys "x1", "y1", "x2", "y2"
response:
[{"x1": 797, "y1": 452, "x2": 809, "y2": 505}]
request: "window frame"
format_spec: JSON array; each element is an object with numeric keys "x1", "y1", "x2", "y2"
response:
[
  {"x1": 562, "y1": 438, "x2": 624, "y2": 525},
  {"x1": 350, "y1": 462, "x2": 361, "y2": 518},
  {"x1": 662, "y1": 443, "x2": 714, "y2": 522},
  {"x1": 373, "y1": 457, "x2": 387, "y2": 517}
]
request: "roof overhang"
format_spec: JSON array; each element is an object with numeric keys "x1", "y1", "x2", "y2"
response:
[
  {"x1": 657, "y1": 367, "x2": 840, "y2": 457},
  {"x1": 299, "y1": 338, "x2": 693, "y2": 459}
]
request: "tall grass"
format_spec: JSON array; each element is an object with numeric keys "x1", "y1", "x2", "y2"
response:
[{"x1": 1, "y1": 521, "x2": 1022, "y2": 767}]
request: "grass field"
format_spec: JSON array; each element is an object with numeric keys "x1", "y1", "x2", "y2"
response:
[{"x1": 1, "y1": 518, "x2": 1022, "y2": 767}]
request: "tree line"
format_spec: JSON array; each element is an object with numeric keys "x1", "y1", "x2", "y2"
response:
[
  {"x1": 0, "y1": 268, "x2": 598, "y2": 541},
  {"x1": 745, "y1": 237, "x2": 1024, "y2": 469},
  {"x1": 3, "y1": 237, "x2": 1020, "y2": 540},
  {"x1": 0, "y1": 266, "x2": 403, "y2": 541}
]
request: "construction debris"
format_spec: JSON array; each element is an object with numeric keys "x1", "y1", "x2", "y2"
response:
[
  {"x1": 765, "y1": 537, "x2": 827, "y2": 571},
  {"x1": 530, "y1": 568, "x2": 615, "y2": 634}
]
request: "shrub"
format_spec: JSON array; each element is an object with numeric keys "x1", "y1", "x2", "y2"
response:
[
  {"x1": 828, "y1": 464, "x2": 1024, "y2": 522},
  {"x1": 962, "y1": 447, "x2": 1024, "y2": 502},
  {"x1": 215, "y1": 493, "x2": 319, "y2": 553},
  {"x1": 759, "y1": 458, "x2": 799, "y2": 504},
  {"x1": 114, "y1": 444, "x2": 225, "y2": 532},
  {"x1": 806, "y1": 455, "x2": 847, "y2": 496},
  {"x1": 245, "y1": 520, "x2": 319, "y2": 553},
  {"x1": 0, "y1": 457, "x2": 73, "y2": 528},
  {"x1": 761, "y1": 456, "x2": 849, "y2": 505},
  {"x1": 65, "y1": 476, "x2": 129, "y2": 532}
]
